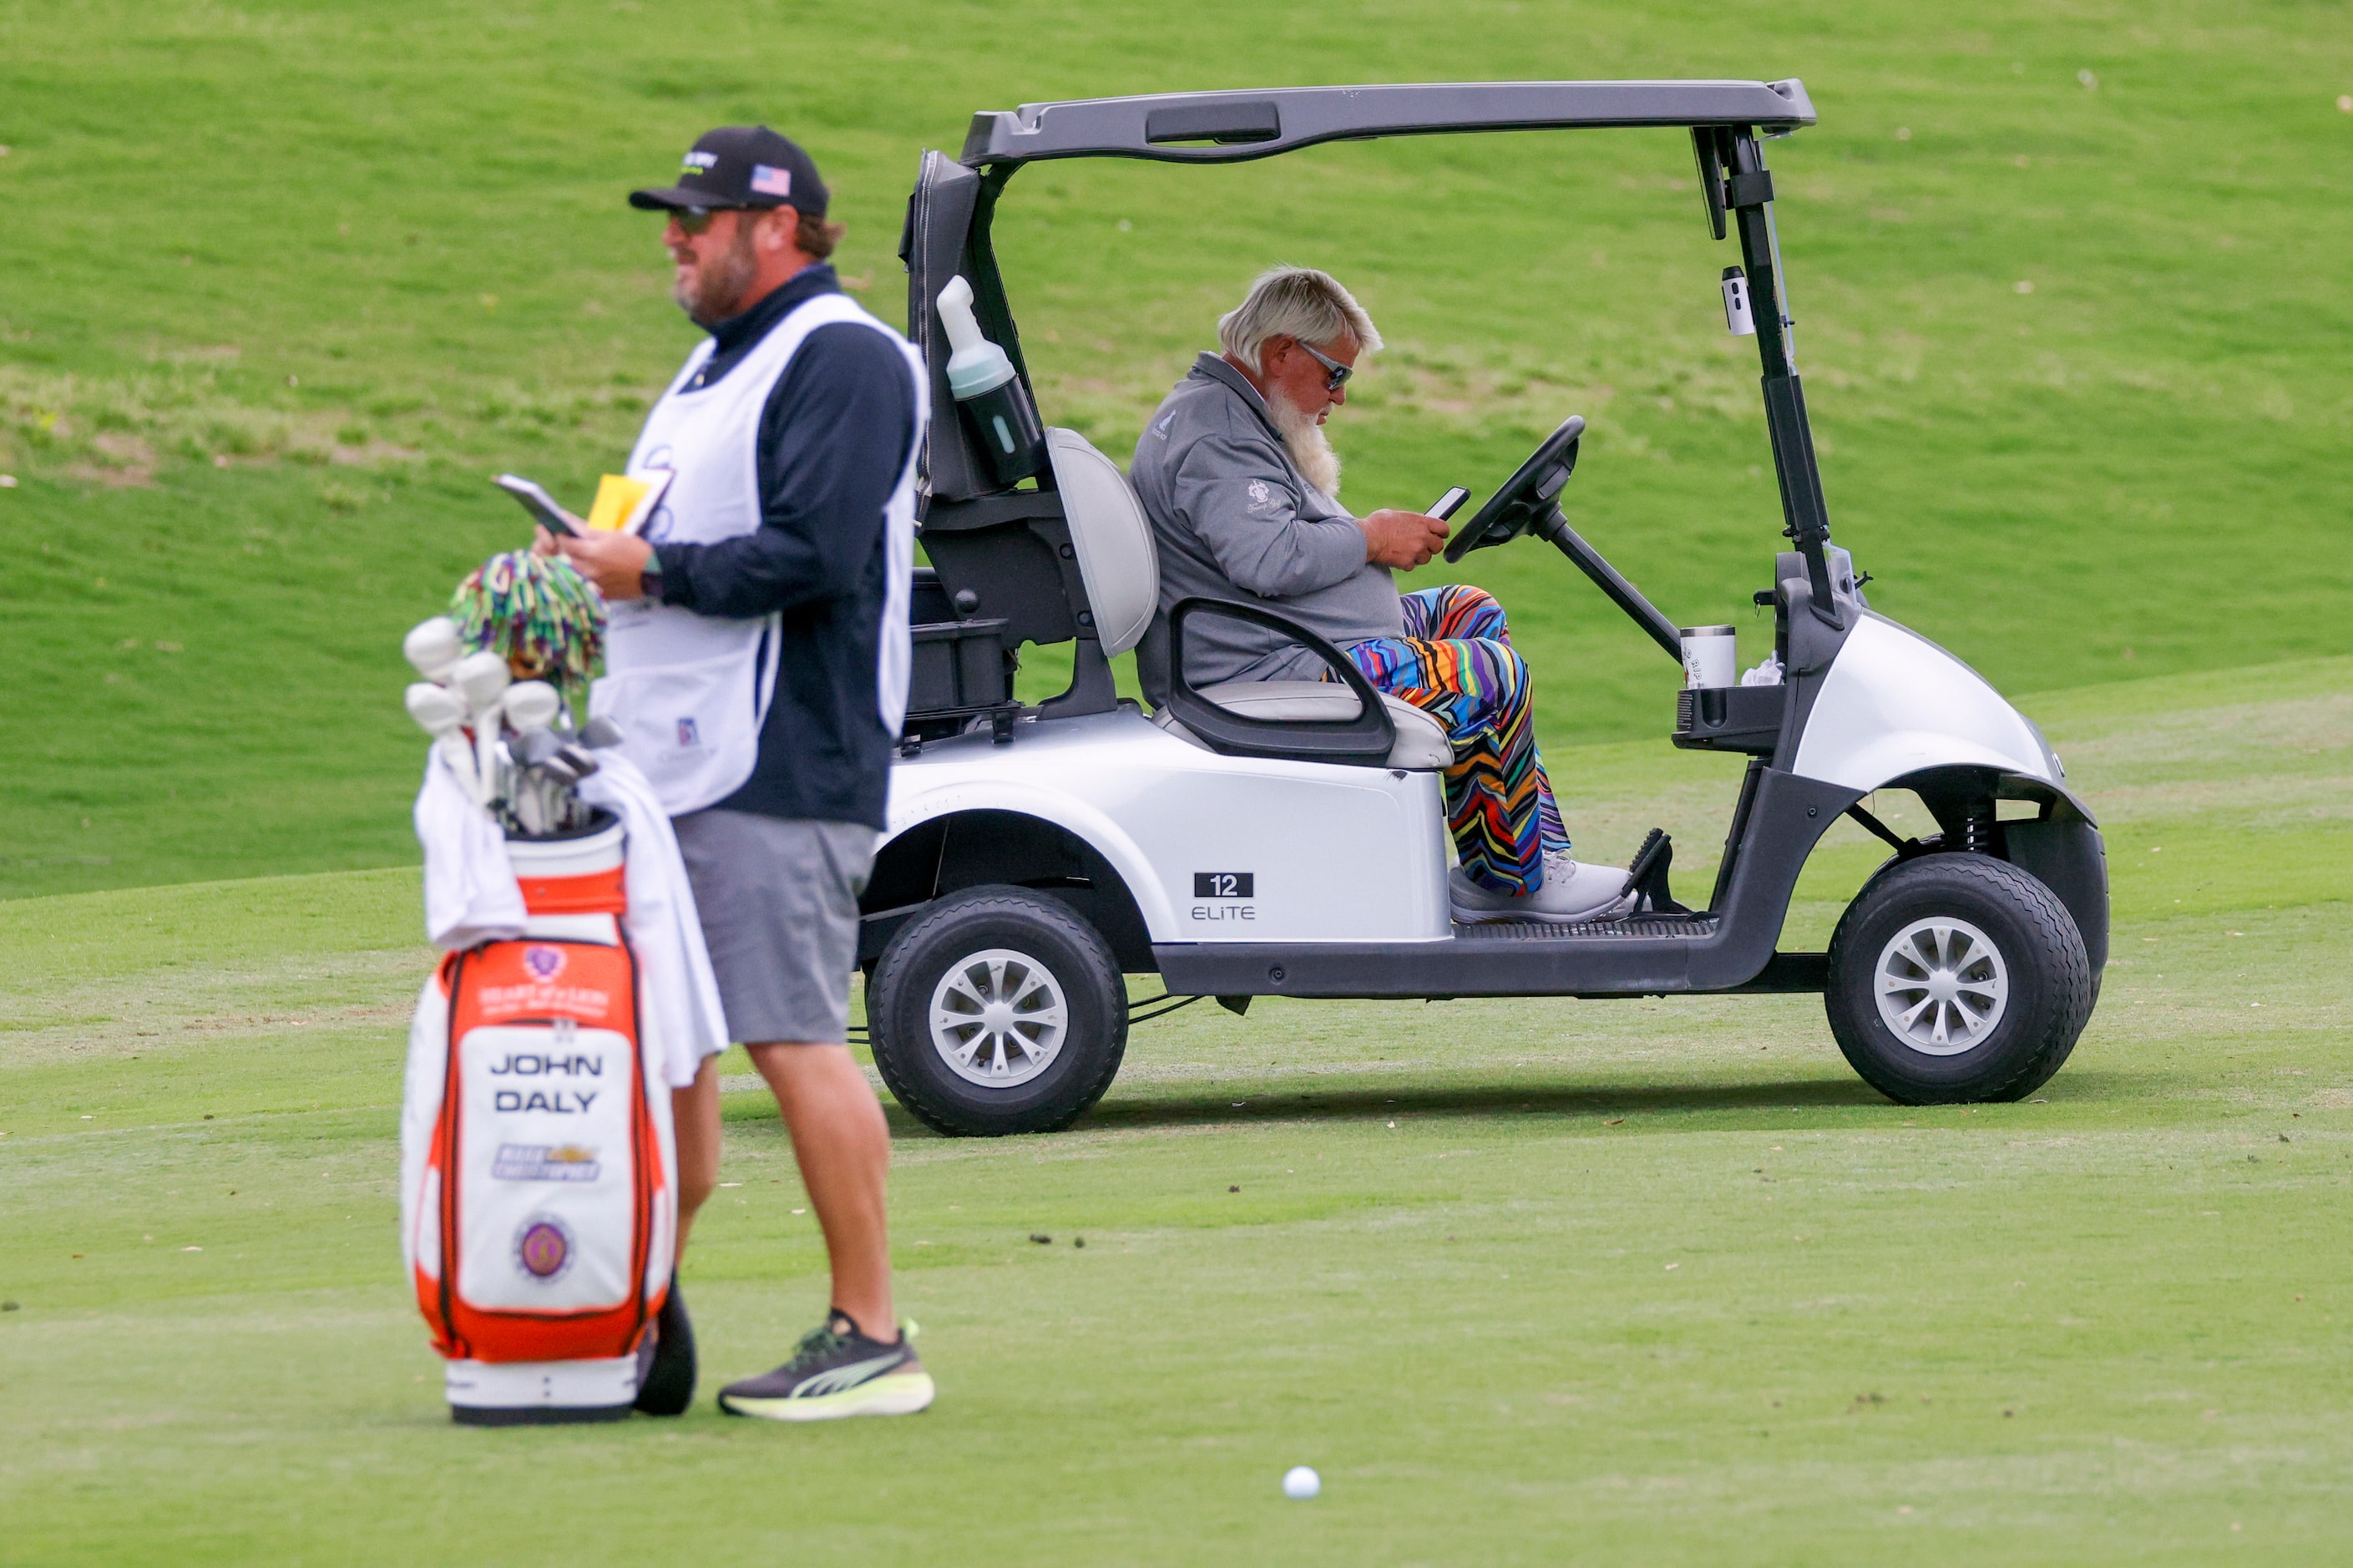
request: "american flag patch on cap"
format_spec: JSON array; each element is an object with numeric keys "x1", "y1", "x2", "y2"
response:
[{"x1": 750, "y1": 164, "x2": 793, "y2": 197}]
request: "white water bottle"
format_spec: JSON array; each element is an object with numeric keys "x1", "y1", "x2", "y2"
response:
[{"x1": 937, "y1": 276, "x2": 1045, "y2": 487}]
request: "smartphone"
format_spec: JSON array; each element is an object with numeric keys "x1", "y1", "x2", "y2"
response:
[
  {"x1": 493, "y1": 473, "x2": 585, "y2": 539},
  {"x1": 1427, "y1": 486, "x2": 1471, "y2": 522}
]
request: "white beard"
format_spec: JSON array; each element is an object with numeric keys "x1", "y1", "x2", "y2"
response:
[{"x1": 1266, "y1": 387, "x2": 1342, "y2": 498}]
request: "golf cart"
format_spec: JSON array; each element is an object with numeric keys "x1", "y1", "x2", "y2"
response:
[{"x1": 867, "y1": 80, "x2": 2108, "y2": 1136}]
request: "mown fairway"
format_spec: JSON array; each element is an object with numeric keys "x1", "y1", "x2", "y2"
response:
[
  {"x1": 3, "y1": 661, "x2": 2349, "y2": 1562},
  {"x1": 3, "y1": 0, "x2": 2348, "y2": 895},
  {"x1": 3, "y1": 0, "x2": 2350, "y2": 1560}
]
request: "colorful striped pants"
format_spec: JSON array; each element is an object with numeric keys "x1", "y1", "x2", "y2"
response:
[{"x1": 1341, "y1": 584, "x2": 1571, "y2": 894}]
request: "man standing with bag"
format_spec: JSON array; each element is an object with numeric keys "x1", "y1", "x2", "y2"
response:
[{"x1": 543, "y1": 125, "x2": 933, "y2": 1421}]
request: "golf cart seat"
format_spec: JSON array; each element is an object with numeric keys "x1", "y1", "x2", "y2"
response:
[
  {"x1": 1040, "y1": 429, "x2": 1450, "y2": 771},
  {"x1": 1044, "y1": 426, "x2": 1159, "y2": 658},
  {"x1": 1149, "y1": 683, "x2": 1451, "y2": 770}
]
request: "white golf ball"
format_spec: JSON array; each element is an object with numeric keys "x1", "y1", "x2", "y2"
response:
[{"x1": 1282, "y1": 1465, "x2": 1320, "y2": 1500}]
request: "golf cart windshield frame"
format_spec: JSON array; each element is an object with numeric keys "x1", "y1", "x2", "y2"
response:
[{"x1": 910, "y1": 76, "x2": 1842, "y2": 646}]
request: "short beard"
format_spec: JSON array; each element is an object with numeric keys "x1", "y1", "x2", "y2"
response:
[
  {"x1": 1265, "y1": 386, "x2": 1342, "y2": 498},
  {"x1": 674, "y1": 218, "x2": 762, "y2": 325}
]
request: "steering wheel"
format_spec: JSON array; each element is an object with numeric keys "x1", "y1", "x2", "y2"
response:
[{"x1": 1441, "y1": 416, "x2": 1586, "y2": 564}]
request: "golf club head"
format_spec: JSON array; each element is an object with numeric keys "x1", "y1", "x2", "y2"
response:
[
  {"x1": 402, "y1": 617, "x2": 464, "y2": 684},
  {"x1": 404, "y1": 681, "x2": 466, "y2": 738},
  {"x1": 554, "y1": 743, "x2": 600, "y2": 778},
  {"x1": 448, "y1": 650, "x2": 513, "y2": 720},
  {"x1": 577, "y1": 716, "x2": 625, "y2": 749},
  {"x1": 541, "y1": 775, "x2": 574, "y2": 833},
  {"x1": 512, "y1": 730, "x2": 564, "y2": 768},
  {"x1": 511, "y1": 772, "x2": 545, "y2": 836},
  {"x1": 486, "y1": 736, "x2": 516, "y2": 804},
  {"x1": 503, "y1": 680, "x2": 563, "y2": 736}
]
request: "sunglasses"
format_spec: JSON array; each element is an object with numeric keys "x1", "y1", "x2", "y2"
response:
[
  {"x1": 669, "y1": 205, "x2": 746, "y2": 237},
  {"x1": 1293, "y1": 339, "x2": 1354, "y2": 392}
]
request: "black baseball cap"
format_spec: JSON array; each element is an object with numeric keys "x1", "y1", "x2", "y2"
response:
[{"x1": 629, "y1": 125, "x2": 829, "y2": 216}]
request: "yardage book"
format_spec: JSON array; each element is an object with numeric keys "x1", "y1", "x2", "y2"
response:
[{"x1": 585, "y1": 471, "x2": 670, "y2": 535}]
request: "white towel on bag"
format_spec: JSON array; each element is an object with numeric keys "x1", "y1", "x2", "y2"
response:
[
  {"x1": 410, "y1": 746, "x2": 729, "y2": 1087},
  {"x1": 412, "y1": 746, "x2": 526, "y2": 951},
  {"x1": 580, "y1": 753, "x2": 733, "y2": 1083}
]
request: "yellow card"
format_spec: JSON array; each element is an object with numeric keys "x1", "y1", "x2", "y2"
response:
[{"x1": 587, "y1": 473, "x2": 653, "y2": 533}]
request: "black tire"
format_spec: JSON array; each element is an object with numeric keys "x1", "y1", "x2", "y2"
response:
[
  {"x1": 867, "y1": 886, "x2": 1128, "y2": 1136},
  {"x1": 1824, "y1": 854, "x2": 2092, "y2": 1105}
]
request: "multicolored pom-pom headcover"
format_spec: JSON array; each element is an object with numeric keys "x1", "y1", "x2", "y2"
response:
[{"x1": 448, "y1": 551, "x2": 605, "y2": 697}]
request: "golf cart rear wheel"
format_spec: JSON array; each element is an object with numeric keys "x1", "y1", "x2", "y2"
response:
[
  {"x1": 868, "y1": 886, "x2": 1127, "y2": 1136},
  {"x1": 1825, "y1": 855, "x2": 2092, "y2": 1105}
]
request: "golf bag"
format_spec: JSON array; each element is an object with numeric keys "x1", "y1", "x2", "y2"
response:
[{"x1": 402, "y1": 814, "x2": 677, "y2": 1425}]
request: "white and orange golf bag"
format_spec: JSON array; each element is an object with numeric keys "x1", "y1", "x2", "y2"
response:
[{"x1": 401, "y1": 816, "x2": 678, "y2": 1424}]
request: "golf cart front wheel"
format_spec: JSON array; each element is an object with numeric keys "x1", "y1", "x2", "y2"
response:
[
  {"x1": 868, "y1": 886, "x2": 1127, "y2": 1136},
  {"x1": 1825, "y1": 855, "x2": 2092, "y2": 1105}
]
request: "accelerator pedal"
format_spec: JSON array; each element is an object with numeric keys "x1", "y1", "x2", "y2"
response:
[{"x1": 1625, "y1": 828, "x2": 1691, "y2": 915}]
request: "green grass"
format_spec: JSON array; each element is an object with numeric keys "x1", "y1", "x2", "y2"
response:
[
  {"x1": 3, "y1": 0, "x2": 2350, "y2": 897},
  {"x1": 3, "y1": 1, "x2": 2348, "y2": 1555},
  {"x1": 3, "y1": 660, "x2": 2347, "y2": 1562}
]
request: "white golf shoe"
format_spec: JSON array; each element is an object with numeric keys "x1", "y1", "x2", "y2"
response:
[{"x1": 1450, "y1": 850, "x2": 1634, "y2": 925}]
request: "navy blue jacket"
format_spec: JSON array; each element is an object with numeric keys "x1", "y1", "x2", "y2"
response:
[{"x1": 648, "y1": 266, "x2": 918, "y2": 830}]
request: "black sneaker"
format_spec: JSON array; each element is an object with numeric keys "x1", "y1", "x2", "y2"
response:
[
  {"x1": 632, "y1": 1274, "x2": 696, "y2": 1417},
  {"x1": 716, "y1": 1310, "x2": 934, "y2": 1422}
]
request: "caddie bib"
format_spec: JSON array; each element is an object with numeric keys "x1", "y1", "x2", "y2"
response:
[{"x1": 592, "y1": 291, "x2": 927, "y2": 816}]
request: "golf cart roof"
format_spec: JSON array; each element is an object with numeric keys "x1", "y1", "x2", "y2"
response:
[
  {"x1": 958, "y1": 78, "x2": 1815, "y2": 167},
  {"x1": 912, "y1": 75, "x2": 1831, "y2": 561}
]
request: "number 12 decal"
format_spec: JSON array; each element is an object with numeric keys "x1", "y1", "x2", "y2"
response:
[{"x1": 1192, "y1": 872, "x2": 1255, "y2": 898}]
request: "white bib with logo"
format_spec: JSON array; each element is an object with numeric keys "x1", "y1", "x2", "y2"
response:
[{"x1": 592, "y1": 291, "x2": 925, "y2": 816}]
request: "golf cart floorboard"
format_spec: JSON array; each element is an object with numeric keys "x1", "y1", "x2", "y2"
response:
[
  {"x1": 1151, "y1": 927, "x2": 1829, "y2": 1000},
  {"x1": 1453, "y1": 913, "x2": 1718, "y2": 940}
]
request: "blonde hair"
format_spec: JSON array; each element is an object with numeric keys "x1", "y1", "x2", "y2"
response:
[{"x1": 1217, "y1": 266, "x2": 1382, "y2": 372}]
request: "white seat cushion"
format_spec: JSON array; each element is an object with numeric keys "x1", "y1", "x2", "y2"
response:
[{"x1": 1151, "y1": 680, "x2": 1452, "y2": 770}]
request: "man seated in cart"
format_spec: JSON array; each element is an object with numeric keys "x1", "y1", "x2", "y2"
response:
[{"x1": 1132, "y1": 266, "x2": 1633, "y2": 925}]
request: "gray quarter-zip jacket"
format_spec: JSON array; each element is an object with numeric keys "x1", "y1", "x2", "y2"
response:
[{"x1": 1131, "y1": 353, "x2": 1403, "y2": 698}]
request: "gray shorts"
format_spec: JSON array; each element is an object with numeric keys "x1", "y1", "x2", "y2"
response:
[{"x1": 670, "y1": 810, "x2": 878, "y2": 1045}]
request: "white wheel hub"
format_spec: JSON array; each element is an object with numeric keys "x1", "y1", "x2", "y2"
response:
[
  {"x1": 1874, "y1": 916, "x2": 2009, "y2": 1055},
  {"x1": 928, "y1": 948, "x2": 1068, "y2": 1090}
]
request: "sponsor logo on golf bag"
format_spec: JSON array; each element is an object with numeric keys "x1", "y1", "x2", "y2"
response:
[
  {"x1": 514, "y1": 1216, "x2": 574, "y2": 1280},
  {"x1": 407, "y1": 920, "x2": 672, "y2": 1365},
  {"x1": 493, "y1": 1143, "x2": 603, "y2": 1182}
]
